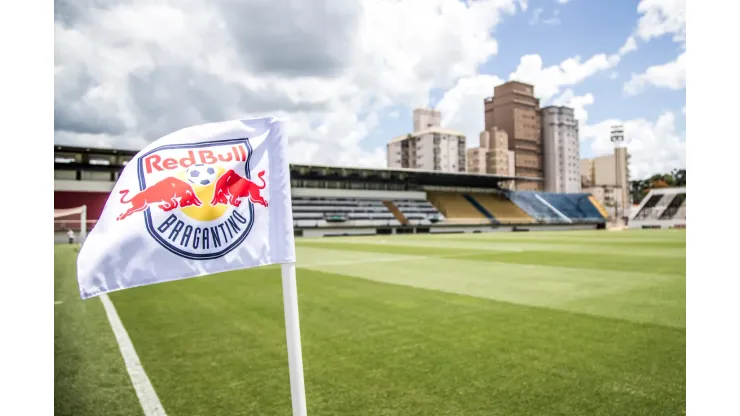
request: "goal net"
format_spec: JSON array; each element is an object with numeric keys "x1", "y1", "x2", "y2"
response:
[{"x1": 54, "y1": 205, "x2": 89, "y2": 244}]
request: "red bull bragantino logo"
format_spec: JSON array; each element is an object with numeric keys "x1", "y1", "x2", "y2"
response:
[{"x1": 117, "y1": 138, "x2": 266, "y2": 259}]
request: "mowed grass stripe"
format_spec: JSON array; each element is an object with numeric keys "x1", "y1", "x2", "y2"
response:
[
  {"x1": 107, "y1": 266, "x2": 684, "y2": 416},
  {"x1": 54, "y1": 245, "x2": 144, "y2": 416},
  {"x1": 415, "y1": 234, "x2": 686, "y2": 249},
  {"x1": 297, "y1": 241, "x2": 685, "y2": 275},
  {"x1": 297, "y1": 235, "x2": 686, "y2": 259},
  {"x1": 301, "y1": 250, "x2": 684, "y2": 328}
]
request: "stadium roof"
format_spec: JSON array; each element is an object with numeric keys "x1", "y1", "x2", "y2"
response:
[
  {"x1": 55, "y1": 144, "x2": 139, "y2": 156},
  {"x1": 289, "y1": 161, "x2": 539, "y2": 182},
  {"x1": 54, "y1": 145, "x2": 542, "y2": 188}
]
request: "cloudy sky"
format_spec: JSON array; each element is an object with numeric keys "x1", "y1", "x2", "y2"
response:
[{"x1": 54, "y1": 0, "x2": 686, "y2": 180}]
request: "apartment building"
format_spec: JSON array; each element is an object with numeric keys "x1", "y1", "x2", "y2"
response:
[
  {"x1": 581, "y1": 148, "x2": 631, "y2": 217},
  {"x1": 483, "y1": 81, "x2": 542, "y2": 190},
  {"x1": 541, "y1": 106, "x2": 581, "y2": 193},
  {"x1": 387, "y1": 108, "x2": 466, "y2": 172},
  {"x1": 466, "y1": 127, "x2": 510, "y2": 176},
  {"x1": 413, "y1": 108, "x2": 441, "y2": 132},
  {"x1": 387, "y1": 128, "x2": 466, "y2": 172}
]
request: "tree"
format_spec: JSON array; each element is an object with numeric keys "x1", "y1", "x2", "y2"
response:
[
  {"x1": 630, "y1": 179, "x2": 650, "y2": 204},
  {"x1": 630, "y1": 169, "x2": 686, "y2": 204},
  {"x1": 672, "y1": 168, "x2": 686, "y2": 186},
  {"x1": 652, "y1": 179, "x2": 669, "y2": 188}
]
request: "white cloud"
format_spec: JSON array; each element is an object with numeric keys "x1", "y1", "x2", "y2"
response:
[
  {"x1": 509, "y1": 53, "x2": 616, "y2": 101},
  {"x1": 529, "y1": 7, "x2": 559, "y2": 26},
  {"x1": 618, "y1": 37, "x2": 637, "y2": 56},
  {"x1": 55, "y1": 0, "x2": 526, "y2": 166},
  {"x1": 551, "y1": 89, "x2": 594, "y2": 123},
  {"x1": 435, "y1": 74, "x2": 505, "y2": 147},
  {"x1": 636, "y1": 0, "x2": 686, "y2": 43},
  {"x1": 556, "y1": 0, "x2": 571, "y2": 4},
  {"x1": 582, "y1": 111, "x2": 686, "y2": 179},
  {"x1": 623, "y1": 51, "x2": 686, "y2": 95},
  {"x1": 610, "y1": 72, "x2": 619, "y2": 80},
  {"x1": 613, "y1": 0, "x2": 685, "y2": 64},
  {"x1": 529, "y1": 8, "x2": 544, "y2": 25}
]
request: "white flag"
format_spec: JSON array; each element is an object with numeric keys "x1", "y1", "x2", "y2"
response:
[{"x1": 77, "y1": 117, "x2": 296, "y2": 299}]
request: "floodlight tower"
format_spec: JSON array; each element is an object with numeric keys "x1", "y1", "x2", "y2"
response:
[{"x1": 610, "y1": 125, "x2": 627, "y2": 224}]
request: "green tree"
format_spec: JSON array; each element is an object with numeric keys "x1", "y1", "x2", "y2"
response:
[
  {"x1": 630, "y1": 169, "x2": 686, "y2": 204},
  {"x1": 672, "y1": 169, "x2": 686, "y2": 186}
]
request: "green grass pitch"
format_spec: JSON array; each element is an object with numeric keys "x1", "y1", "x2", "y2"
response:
[{"x1": 55, "y1": 229, "x2": 685, "y2": 415}]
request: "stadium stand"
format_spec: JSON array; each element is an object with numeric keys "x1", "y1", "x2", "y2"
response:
[
  {"x1": 505, "y1": 192, "x2": 567, "y2": 223},
  {"x1": 467, "y1": 193, "x2": 535, "y2": 224},
  {"x1": 54, "y1": 145, "x2": 610, "y2": 240},
  {"x1": 389, "y1": 199, "x2": 442, "y2": 225},
  {"x1": 588, "y1": 195, "x2": 610, "y2": 218},
  {"x1": 427, "y1": 191, "x2": 488, "y2": 224},
  {"x1": 292, "y1": 197, "x2": 398, "y2": 228},
  {"x1": 537, "y1": 193, "x2": 606, "y2": 223},
  {"x1": 629, "y1": 187, "x2": 686, "y2": 229},
  {"x1": 659, "y1": 193, "x2": 686, "y2": 220}
]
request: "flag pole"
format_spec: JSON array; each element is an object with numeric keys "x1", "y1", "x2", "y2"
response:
[{"x1": 280, "y1": 263, "x2": 307, "y2": 416}]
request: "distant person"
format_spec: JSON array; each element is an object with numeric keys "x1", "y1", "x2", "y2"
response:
[{"x1": 67, "y1": 229, "x2": 75, "y2": 244}]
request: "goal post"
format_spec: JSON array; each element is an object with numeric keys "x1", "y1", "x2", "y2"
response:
[{"x1": 54, "y1": 205, "x2": 88, "y2": 244}]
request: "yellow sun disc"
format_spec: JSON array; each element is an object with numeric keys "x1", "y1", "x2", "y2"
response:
[{"x1": 177, "y1": 166, "x2": 228, "y2": 222}]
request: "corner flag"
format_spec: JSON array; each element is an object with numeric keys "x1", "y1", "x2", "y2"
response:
[{"x1": 76, "y1": 117, "x2": 307, "y2": 415}]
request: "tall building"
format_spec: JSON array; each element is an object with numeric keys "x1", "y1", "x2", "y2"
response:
[
  {"x1": 483, "y1": 81, "x2": 543, "y2": 190},
  {"x1": 581, "y1": 148, "x2": 631, "y2": 218},
  {"x1": 466, "y1": 143, "x2": 487, "y2": 174},
  {"x1": 388, "y1": 109, "x2": 466, "y2": 172},
  {"x1": 413, "y1": 108, "x2": 441, "y2": 132},
  {"x1": 580, "y1": 151, "x2": 629, "y2": 188},
  {"x1": 466, "y1": 128, "x2": 509, "y2": 176},
  {"x1": 541, "y1": 106, "x2": 581, "y2": 193}
]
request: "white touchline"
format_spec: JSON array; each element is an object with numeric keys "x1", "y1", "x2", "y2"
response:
[{"x1": 100, "y1": 294, "x2": 168, "y2": 416}]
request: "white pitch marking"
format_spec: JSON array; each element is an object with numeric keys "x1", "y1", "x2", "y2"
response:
[
  {"x1": 100, "y1": 294, "x2": 167, "y2": 416},
  {"x1": 54, "y1": 301, "x2": 63, "y2": 305}
]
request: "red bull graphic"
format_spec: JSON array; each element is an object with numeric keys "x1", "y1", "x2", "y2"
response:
[
  {"x1": 116, "y1": 138, "x2": 264, "y2": 260},
  {"x1": 117, "y1": 177, "x2": 202, "y2": 221},
  {"x1": 210, "y1": 169, "x2": 268, "y2": 208}
]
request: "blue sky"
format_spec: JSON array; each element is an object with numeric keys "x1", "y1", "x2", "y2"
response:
[{"x1": 362, "y1": 0, "x2": 686, "y2": 176}]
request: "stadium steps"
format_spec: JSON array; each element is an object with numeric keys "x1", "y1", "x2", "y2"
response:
[
  {"x1": 427, "y1": 192, "x2": 487, "y2": 223},
  {"x1": 506, "y1": 192, "x2": 563, "y2": 223},
  {"x1": 471, "y1": 193, "x2": 534, "y2": 224},
  {"x1": 633, "y1": 194, "x2": 663, "y2": 220},
  {"x1": 659, "y1": 193, "x2": 686, "y2": 220},
  {"x1": 672, "y1": 201, "x2": 686, "y2": 220},
  {"x1": 652, "y1": 193, "x2": 678, "y2": 219},
  {"x1": 533, "y1": 194, "x2": 572, "y2": 223},
  {"x1": 382, "y1": 201, "x2": 409, "y2": 225},
  {"x1": 588, "y1": 195, "x2": 610, "y2": 219},
  {"x1": 462, "y1": 194, "x2": 497, "y2": 223}
]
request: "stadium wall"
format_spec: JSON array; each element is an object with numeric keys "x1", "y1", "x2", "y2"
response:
[{"x1": 298, "y1": 223, "x2": 599, "y2": 238}]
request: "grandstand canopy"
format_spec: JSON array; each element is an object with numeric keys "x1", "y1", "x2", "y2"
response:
[{"x1": 54, "y1": 145, "x2": 542, "y2": 190}]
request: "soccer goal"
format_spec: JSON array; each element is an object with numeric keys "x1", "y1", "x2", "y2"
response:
[{"x1": 54, "y1": 205, "x2": 88, "y2": 244}]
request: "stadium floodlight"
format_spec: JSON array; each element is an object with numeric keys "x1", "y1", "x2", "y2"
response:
[
  {"x1": 610, "y1": 124, "x2": 626, "y2": 224},
  {"x1": 610, "y1": 125, "x2": 624, "y2": 146}
]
